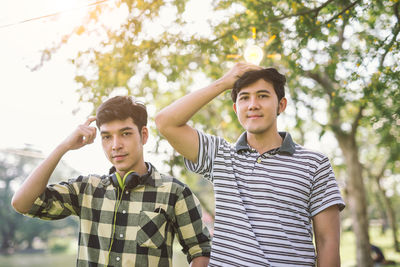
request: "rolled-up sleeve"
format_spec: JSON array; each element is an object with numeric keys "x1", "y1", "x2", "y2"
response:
[
  {"x1": 25, "y1": 176, "x2": 84, "y2": 220},
  {"x1": 174, "y1": 185, "x2": 211, "y2": 262}
]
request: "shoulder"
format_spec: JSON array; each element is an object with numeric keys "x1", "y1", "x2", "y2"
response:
[
  {"x1": 65, "y1": 173, "x2": 107, "y2": 187},
  {"x1": 293, "y1": 144, "x2": 330, "y2": 163},
  {"x1": 158, "y1": 172, "x2": 185, "y2": 188},
  {"x1": 157, "y1": 172, "x2": 195, "y2": 196},
  {"x1": 197, "y1": 130, "x2": 231, "y2": 147}
]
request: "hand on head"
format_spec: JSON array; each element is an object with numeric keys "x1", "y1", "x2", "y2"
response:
[
  {"x1": 62, "y1": 116, "x2": 97, "y2": 151},
  {"x1": 220, "y1": 62, "x2": 263, "y2": 90}
]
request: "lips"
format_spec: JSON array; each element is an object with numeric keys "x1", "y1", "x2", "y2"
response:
[
  {"x1": 247, "y1": 114, "x2": 262, "y2": 119},
  {"x1": 112, "y1": 154, "x2": 128, "y2": 161}
]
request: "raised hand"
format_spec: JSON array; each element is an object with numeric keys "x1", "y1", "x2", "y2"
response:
[
  {"x1": 218, "y1": 62, "x2": 263, "y2": 90},
  {"x1": 61, "y1": 116, "x2": 97, "y2": 151}
]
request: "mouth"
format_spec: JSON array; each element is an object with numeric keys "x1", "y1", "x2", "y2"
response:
[
  {"x1": 112, "y1": 154, "x2": 128, "y2": 161},
  {"x1": 247, "y1": 114, "x2": 262, "y2": 119}
]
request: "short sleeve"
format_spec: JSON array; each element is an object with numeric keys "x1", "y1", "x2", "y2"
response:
[
  {"x1": 309, "y1": 156, "x2": 345, "y2": 217},
  {"x1": 184, "y1": 130, "x2": 221, "y2": 181}
]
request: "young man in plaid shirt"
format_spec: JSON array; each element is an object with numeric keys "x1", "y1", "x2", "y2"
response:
[{"x1": 11, "y1": 96, "x2": 211, "y2": 266}]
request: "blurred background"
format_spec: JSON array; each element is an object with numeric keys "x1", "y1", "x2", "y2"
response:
[{"x1": 0, "y1": 0, "x2": 399, "y2": 266}]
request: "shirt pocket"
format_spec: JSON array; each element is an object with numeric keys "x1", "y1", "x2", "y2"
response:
[{"x1": 137, "y1": 210, "x2": 168, "y2": 249}]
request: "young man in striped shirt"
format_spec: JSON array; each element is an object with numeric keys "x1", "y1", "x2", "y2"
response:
[
  {"x1": 155, "y1": 63, "x2": 345, "y2": 267},
  {"x1": 12, "y1": 96, "x2": 211, "y2": 266}
]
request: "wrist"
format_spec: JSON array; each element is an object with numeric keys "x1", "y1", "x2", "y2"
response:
[
  {"x1": 55, "y1": 143, "x2": 70, "y2": 155},
  {"x1": 213, "y1": 77, "x2": 233, "y2": 92}
]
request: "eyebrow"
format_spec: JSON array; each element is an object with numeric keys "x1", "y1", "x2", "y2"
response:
[
  {"x1": 238, "y1": 89, "x2": 271, "y2": 96},
  {"x1": 100, "y1": 127, "x2": 135, "y2": 135}
]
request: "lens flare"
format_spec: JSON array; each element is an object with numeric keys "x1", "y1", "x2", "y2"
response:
[{"x1": 244, "y1": 45, "x2": 264, "y2": 65}]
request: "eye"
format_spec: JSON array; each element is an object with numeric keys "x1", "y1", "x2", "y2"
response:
[
  {"x1": 122, "y1": 132, "x2": 132, "y2": 136},
  {"x1": 102, "y1": 135, "x2": 111, "y2": 140},
  {"x1": 238, "y1": 95, "x2": 249, "y2": 101}
]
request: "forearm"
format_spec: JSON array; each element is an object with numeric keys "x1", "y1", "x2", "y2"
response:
[
  {"x1": 11, "y1": 144, "x2": 69, "y2": 213},
  {"x1": 314, "y1": 205, "x2": 341, "y2": 267},
  {"x1": 190, "y1": 256, "x2": 209, "y2": 267},
  {"x1": 155, "y1": 78, "x2": 228, "y2": 130},
  {"x1": 316, "y1": 242, "x2": 340, "y2": 267}
]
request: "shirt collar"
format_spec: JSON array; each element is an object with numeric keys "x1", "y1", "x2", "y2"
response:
[
  {"x1": 108, "y1": 162, "x2": 163, "y2": 187},
  {"x1": 235, "y1": 131, "x2": 296, "y2": 155}
]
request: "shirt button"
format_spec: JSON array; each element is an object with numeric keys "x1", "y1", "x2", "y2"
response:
[
  {"x1": 116, "y1": 257, "x2": 120, "y2": 261},
  {"x1": 257, "y1": 157, "x2": 262, "y2": 163},
  {"x1": 122, "y1": 210, "x2": 126, "y2": 214},
  {"x1": 120, "y1": 234, "x2": 124, "y2": 238}
]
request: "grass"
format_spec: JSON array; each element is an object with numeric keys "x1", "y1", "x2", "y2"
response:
[
  {"x1": 1, "y1": 226, "x2": 399, "y2": 266},
  {"x1": 341, "y1": 226, "x2": 400, "y2": 267},
  {"x1": 0, "y1": 252, "x2": 76, "y2": 267},
  {"x1": 0, "y1": 249, "x2": 188, "y2": 267},
  {"x1": 0, "y1": 240, "x2": 188, "y2": 267}
]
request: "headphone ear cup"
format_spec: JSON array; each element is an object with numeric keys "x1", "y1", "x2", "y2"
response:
[
  {"x1": 110, "y1": 173, "x2": 119, "y2": 188},
  {"x1": 125, "y1": 172, "x2": 140, "y2": 190}
]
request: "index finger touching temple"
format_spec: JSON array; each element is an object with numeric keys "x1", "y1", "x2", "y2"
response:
[{"x1": 84, "y1": 116, "x2": 97, "y2": 126}]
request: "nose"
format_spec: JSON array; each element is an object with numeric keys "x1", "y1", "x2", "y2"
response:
[
  {"x1": 112, "y1": 136, "x2": 122, "y2": 150},
  {"x1": 248, "y1": 96, "x2": 260, "y2": 110}
]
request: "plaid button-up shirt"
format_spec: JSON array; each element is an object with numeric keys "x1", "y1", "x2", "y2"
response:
[{"x1": 25, "y1": 163, "x2": 211, "y2": 266}]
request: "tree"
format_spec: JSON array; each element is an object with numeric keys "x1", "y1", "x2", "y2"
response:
[
  {"x1": 38, "y1": 0, "x2": 400, "y2": 265},
  {"x1": 0, "y1": 147, "x2": 79, "y2": 254}
]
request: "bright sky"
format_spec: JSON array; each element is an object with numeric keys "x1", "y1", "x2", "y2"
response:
[
  {"x1": 0, "y1": 0, "x2": 219, "y2": 176},
  {"x1": 0, "y1": 0, "x2": 129, "y2": 175},
  {"x1": 0, "y1": 0, "x2": 339, "y2": 177}
]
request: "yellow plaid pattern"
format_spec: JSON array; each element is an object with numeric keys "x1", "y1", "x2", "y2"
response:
[{"x1": 25, "y1": 163, "x2": 211, "y2": 266}]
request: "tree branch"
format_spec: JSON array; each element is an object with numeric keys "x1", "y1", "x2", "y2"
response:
[
  {"x1": 273, "y1": 0, "x2": 337, "y2": 20},
  {"x1": 379, "y1": 2, "x2": 400, "y2": 68},
  {"x1": 305, "y1": 71, "x2": 343, "y2": 134},
  {"x1": 351, "y1": 103, "x2": 365, "y2": 137},
  {"x1": 324, "y1": 0, "x2": 362, "y2": 25}
]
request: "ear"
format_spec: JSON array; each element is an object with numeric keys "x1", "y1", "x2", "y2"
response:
[
  {"x1": 277, "y1": 97, "x2": 287, "y2": 115},
  {"x1": 233, "y1": 103, "x2": 237, "y2": 114},
  {"x1": 140, "y1": 126, "x2": 149, "y2": 145}
]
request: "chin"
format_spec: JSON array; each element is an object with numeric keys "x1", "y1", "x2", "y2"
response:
[{"x1": 247, "y1": 127, "x2": 269, "y2": 135}]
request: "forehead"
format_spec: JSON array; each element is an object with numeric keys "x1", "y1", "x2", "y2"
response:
[
  {"x1": 99, "y1": 118, "x2": 138, "y2": 132},
  {"x1": 238, "y1": 79, "x2": 275, "y2": 94}
]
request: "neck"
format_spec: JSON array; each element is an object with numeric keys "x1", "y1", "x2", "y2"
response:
[
  {"x1": 117, "y1": 161, "x2": 148, "y2": 178},
  {"x1": 247, "y1": 130, "x2": 282, "y2": 154}
]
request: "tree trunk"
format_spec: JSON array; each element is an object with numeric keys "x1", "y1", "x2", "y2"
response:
[
  {"x1": 375, "y1": 178, "x2": 400, "y2": 252},
  {"x1": 1, "y1": 229, "x2": 13, "y2": 255},
  {"x1": 336, "y1": 132, "x2": 373, "y2": 267},
  {"x1": 372, "y1": 191, "x2": 388, "y2": 234}
]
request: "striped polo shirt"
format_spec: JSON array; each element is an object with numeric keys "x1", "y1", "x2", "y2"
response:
[{"x1": 184, "y1": 131, "x2": 345, "y2": 267}]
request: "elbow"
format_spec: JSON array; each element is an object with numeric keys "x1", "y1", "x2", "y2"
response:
[
  {"x1": 11, "y1": 195, "x2": 28, "y2": 214},
  {"x1": 154, "y1": 112, "x2": 167, "y2": 135},
  {"x1": 11, "y1": 196, "x2": 21, "y2": 213}
]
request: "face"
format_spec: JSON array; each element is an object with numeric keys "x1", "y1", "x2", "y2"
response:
[
  {"x1": 233, "y1": 79, "x2": 286, "y2": 136},
  {"x1": 100, "y1": 118, "x2": 148, "y2": 177}
]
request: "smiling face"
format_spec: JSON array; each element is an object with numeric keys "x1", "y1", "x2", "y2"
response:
[
  {"x1": 100, "y1": 118, "x2": 148, "y2": 177},
  {"x1": 233, "y1": 79, "x2": 287, "y2": 136}
]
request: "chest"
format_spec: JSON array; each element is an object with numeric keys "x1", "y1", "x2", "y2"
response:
[{"x1": 212, "y1": 150, "x2": 314, "y2": 211}]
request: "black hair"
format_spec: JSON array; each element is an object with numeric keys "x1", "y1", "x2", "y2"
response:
[
  {"x1": 231, "y1": 68, "x2": 286, "y2": 102},
  {"x1": 96, "y1": 96, "x2": 147, "y2": 131}
]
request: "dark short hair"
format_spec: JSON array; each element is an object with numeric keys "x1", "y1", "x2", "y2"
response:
[
  {"x1": 231, "y1": 68, "x2": 286, "y2": 102},
  {"x1": 96, "y1": 96, "x2": 147, "y2": 130}
]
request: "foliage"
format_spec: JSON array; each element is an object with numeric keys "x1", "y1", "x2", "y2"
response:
[
  {"x1": 0, "y1": 148, "x2": 79, "y2": 254},
  {"x1": 37, "y1": 0, "x2": 400, "y2": 265}
]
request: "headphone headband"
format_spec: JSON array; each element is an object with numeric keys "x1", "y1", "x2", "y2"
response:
[{"x1": 110, "y1": 170, "x2": 151, "y2": 190}]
